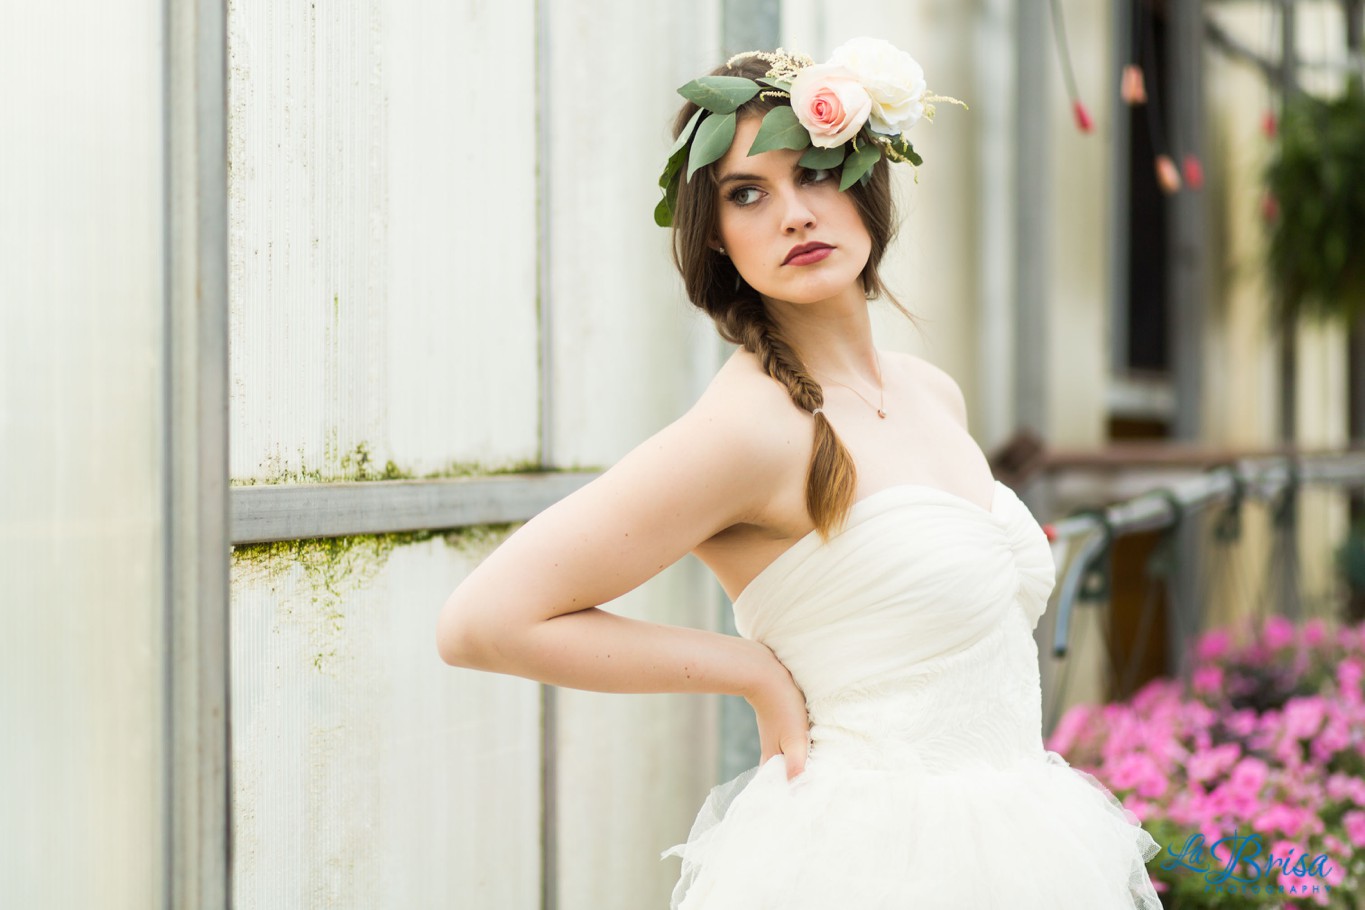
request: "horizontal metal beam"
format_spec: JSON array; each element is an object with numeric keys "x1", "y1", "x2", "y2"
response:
[
  {"x1": 230, "y1": 471, "x2": 600, "y2": 545},
  {"x1": 1048, "y1": 451, "x2": 1365, "y2": 657}
]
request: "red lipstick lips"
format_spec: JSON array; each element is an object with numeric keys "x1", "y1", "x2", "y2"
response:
[{"x1": 783, "y1": 242, "x2": 834, "y2": 266}]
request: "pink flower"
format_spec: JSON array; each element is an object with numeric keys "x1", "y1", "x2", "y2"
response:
[
  {"x1": 788, "y1": 64, "x2": 872, "y2": 148},
  {"x1": 1282, "y1": 696, "x2": 1326, "y2": 740},
  {"x1": 1344, "y1": 810, "x2": 1365, "y2": 847},
  {"x1": 1311, "y1": 716, "x2": 1350, "y2": 762},
  {"x1": 1263, "y1": 615, "x2": 1296, "y2": 650},
  {"x1": 1229, "y1": 757, "x2": 1270, "y2": 796},
  {"x1": 1337, "y1": 658, "x2": 1363, "y2": 702},
  {"x1": 1188, "y1": 743, "x2": 1242, "y2": 783},
  {"x1": 1225, "y1": 709, "x2": 1258, "y2": 738},
  {"x1": 1253, "y1": 802, "x2": 1310, "y2": 838},
  {"x1": 1194, "y1": 629, "x2": 1231, "y2": 661},
  {"x1": 1192, "y1": 664, "x2": 1223, "y2": 695},
  {"x1": 1046, "y1": 704, "x2": 1093, "y2": 755},
  {"x1": 1302, "y1": 618, "x2": 1328, "y2": 647}
]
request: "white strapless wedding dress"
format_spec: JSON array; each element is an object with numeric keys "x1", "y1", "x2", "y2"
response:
[{"x1": 661, "y1": 480, "x2": 1162, "y2": 909}]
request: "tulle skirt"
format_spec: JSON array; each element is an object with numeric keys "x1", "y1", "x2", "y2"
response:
[{"x1": 661, "y1": 748, "x2": 1163, "y2": 910}]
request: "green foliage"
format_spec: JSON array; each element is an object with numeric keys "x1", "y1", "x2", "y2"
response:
[
  {"x1": 677, "y1": 75, "x2": 761, "y2": 114},
  {"x1": 798, "y1": 145, "x2": 846, "y2": 169},
  {"x1": 839, "y1": 139, "x2": 882, "y2": 190},
  {"x1": 687, "y1": 110, "x2": 738, "y2": 181},
  {"x1": 746, "y1": 106, "x2": 811, "y2": 156},
  {"x1": 1264, "y1": 85, "x2": 1365, "y2": 327}
]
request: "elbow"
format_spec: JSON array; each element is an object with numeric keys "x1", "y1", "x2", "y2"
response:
[{"x1": 435, "y1": 596, "x2": 487, "y2": 668}]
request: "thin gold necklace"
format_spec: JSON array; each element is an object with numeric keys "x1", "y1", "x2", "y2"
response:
[{"x1": 812, "y1": 350, "x2": 887, "y2": 419}]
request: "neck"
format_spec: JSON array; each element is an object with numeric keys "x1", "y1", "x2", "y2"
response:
[{"x1": 760, "y1": 284, "x2": 882, "y2": 386}]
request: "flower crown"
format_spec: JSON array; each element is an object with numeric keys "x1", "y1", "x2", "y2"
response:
[{"x1": 655, "y1": 37, "x2": 967, "y2": 227}]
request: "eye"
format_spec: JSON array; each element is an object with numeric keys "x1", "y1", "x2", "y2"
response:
[
  {"x1": 802, "y1": 167, "x2": 835, "y2": 184},
  {"x1": 727, "y1": 185, "x2": 764, "y2": 206}
]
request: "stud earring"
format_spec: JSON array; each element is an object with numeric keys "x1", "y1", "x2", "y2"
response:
[{"x1": 717, "y1": 245, "x2": 726, "y2": 255}]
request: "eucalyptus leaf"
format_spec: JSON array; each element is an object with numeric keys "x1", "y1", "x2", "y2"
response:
[
  {"x1": 678, "y1": 75, "x2": 761, "y2": 114},
  {"x1": 667, "y1": 107, "x2": 705, "y2": 159},
  {"x1": 839, "y1": 141, "x2": 882, "y2": 190},
  {"x1": 798, "y1": 145, "x2": 846, "y2": 169},
  {"x1": 659, "y1": 142, "x2": 687, "y2": 189},
  {"x1": 747, "y1": 106, "x2": 811, "y2": 156},
  {"x1": 654, "y1": 193, "x2": 672, "y2": 227},
  {"x1": 686, "y1": 110, "x2": 737, "y2": 181},
  {"x1": 757, "y1": 77, "x2": 793, "y2": 92},
  {"x1": 888, "y1": 135, "x2": 924, "y2": 167}
]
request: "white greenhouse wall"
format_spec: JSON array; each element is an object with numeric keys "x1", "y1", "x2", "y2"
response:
[
  {"x1": 0, "y1": 4, "x2": 168, "y2": 909},
  {"x1": 227, "y1": 0, "x2": 541, "y2": 484},
  {"x1": 227, "y1": 1, "x2": 730, "y2": 907},
  {"x1": 231, "y1": 531, "x2": 542, "y2": 907}
]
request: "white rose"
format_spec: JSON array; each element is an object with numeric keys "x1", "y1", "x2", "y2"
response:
[{"x1": 828, "y1": 37, "x2": 928, "y2": 135}]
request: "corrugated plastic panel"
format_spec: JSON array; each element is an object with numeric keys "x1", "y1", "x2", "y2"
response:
[
  {"x1": 0, "y1": 4, "x2": 167, "y2": 908},
  {"x1": 231, "y1": 531, "x2": 541, "y2": 908},
  {"x1": 543, "y1": 4, "x2": 732, "y2": 908},
  {"x1": 546, "y1": 1, "x2": 727, "y2": 468},
  {"x1": 227, "y1": 0, "x2": 540, "y2": 484}
]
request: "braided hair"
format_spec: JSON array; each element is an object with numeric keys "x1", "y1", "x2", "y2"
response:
[{"x1": 667, "y1": 54, "x2": 920, "y2": 541}]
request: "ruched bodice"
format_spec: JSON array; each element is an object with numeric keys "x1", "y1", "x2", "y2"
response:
[
  {"x1": 731, "y1": 481, "x2": 1057, "y2": 774},
  {"x1": 662, "y1": 480, "x2": 1162, "y2": 909},
  {"x1": 735, "y1": 480, "x2": 1052, "y2": 698}
]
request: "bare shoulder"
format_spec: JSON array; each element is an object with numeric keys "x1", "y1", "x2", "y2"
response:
[
  {"x1": 887, "y1": 350, "x2": 969, "y2": 431},
  {"x1": 436, "y1": 345, "x2": 810, "y2": 651},
  {"x1": 692, "y1": 347, "x2": 814, "y2": 507}
]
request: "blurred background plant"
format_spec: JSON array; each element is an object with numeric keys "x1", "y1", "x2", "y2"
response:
[{"x1": 1263, "y1": 83, "x2": 1365, "y2": 328}]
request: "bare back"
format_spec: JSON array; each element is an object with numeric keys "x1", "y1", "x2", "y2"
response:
[{"x1": 692, "y1": 347, "x2": 997, "y2": 602}]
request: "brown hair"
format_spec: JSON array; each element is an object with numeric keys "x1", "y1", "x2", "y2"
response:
[{"x1": 668, "y1": 54, "x2": 921, "y2": 541}]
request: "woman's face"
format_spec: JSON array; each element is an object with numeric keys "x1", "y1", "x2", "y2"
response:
[{"x1": 712, "y1": 112, "x2": 874, "y2": 306}]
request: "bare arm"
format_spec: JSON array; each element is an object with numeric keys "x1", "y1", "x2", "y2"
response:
[{"x1": 434, "y1": 381, "x2": 796, "y2": 701}]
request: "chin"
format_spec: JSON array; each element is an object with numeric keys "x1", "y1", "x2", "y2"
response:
[{"x1": 760, "y1": 271, "x2": 865, "y2": 306}]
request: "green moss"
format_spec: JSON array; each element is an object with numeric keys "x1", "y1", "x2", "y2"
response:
[
  {"x1": 231, "y1": 442, "x2": 555, "y2": 486},
  {"x1": 232, "y1": 523, "x2": 518, "y2": 672}
]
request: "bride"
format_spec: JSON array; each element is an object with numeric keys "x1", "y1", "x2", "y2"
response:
[{"x1": 436, "y1": 38, "x2": 1161, "y2": 909}]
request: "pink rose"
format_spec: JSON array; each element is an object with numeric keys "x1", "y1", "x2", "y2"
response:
[{"x1": 788, "y1": 63, "x2": 872, "y2": 148}]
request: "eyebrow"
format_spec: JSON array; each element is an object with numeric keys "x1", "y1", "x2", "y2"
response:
[
  {"x1": 716, "y1": 161, "x2": 810, "y2": 186},
  {"x1": 716, "y1": 171, "x2": 765, "y2": 186}
]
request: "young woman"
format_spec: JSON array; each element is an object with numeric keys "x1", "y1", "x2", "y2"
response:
[{"x1": 436, "y1": 40, "x2": 1162, "y2": 909}]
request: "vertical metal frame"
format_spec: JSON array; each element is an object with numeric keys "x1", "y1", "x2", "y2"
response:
[
  {"x1": 534, "y1": 1, "x2": 559, "y2": 906},
  {"x1": 1014, "y1": 0, "x2": 1050, "y2": 439},
  {"x1": 164, "y1": 0, "x2": 231, "y2": 907},
  {"x1": 1108, "y1": 0, "x2": 1134, "y2": 378}
]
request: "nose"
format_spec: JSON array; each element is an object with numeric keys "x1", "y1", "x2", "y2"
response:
[{"x1": 779, "y1": 187, "x2": 817, "y2": 234}]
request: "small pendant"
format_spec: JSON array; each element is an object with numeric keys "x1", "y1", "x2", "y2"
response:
[{"x1": 877, "y1": 409, "x2": 887, "y2": 419}]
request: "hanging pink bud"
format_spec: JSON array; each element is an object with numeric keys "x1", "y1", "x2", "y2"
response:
[
  {"x1": 1073, "y1": 99, "x2": 1094, "y2": 133},
  {"x1": 1261, "y1": 111, "x2": 1277, "y2": 138},
  {"x1": 1121, "y1": 64, "x2": 1148, "y2": 105},
  {"x1": 1155, "y1": 155, "x2": 1182, "y2": 194},
  {"x1": 1182, "y1": 154, "x2": 1204, "y2": 191},
  {"x1": 1261, "y1": 191, "x2": 1279, "y2": 222}
]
